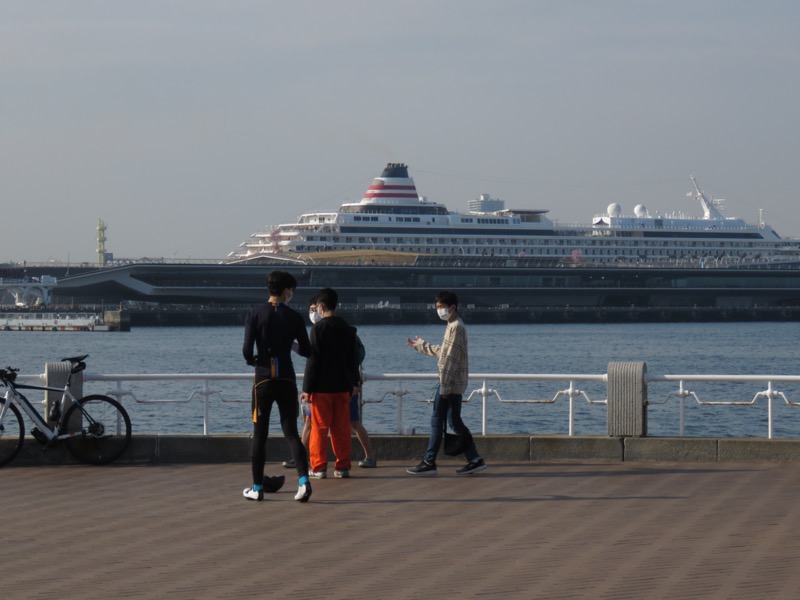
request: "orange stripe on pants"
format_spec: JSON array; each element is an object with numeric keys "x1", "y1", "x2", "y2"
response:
[{"x1": 309, "y1": 391, "x2": 352, "y2": 473}]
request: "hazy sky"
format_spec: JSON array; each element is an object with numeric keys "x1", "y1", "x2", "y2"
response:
[{"x1": 2, "y1": 1, "x2": 799, "y2": 264}]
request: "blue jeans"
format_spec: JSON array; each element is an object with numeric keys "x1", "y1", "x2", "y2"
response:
[{"x1": 423, "y1": 389, "x2": 479, "y2": 464}]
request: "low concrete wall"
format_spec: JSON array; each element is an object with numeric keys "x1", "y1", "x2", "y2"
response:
[{"x1": 9, "y1": 434, "x2": 800, "y2": 466}]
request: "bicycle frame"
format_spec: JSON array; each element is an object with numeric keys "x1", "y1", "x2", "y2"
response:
[{"x1": 2, "y1": 381, "x2": 79, "y2": 443}]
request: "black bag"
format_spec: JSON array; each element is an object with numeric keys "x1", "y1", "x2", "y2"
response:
[{"x1": 444, "y1": 429, "x2": 472, "y2": 456}]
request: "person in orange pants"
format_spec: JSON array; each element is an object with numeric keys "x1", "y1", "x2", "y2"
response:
[
  {"x1": 302, "y1": 287, "x2": 360, "y2": 479},
  {"x1": 308, "y1": 391, "x2": 352, "y2": 476}
]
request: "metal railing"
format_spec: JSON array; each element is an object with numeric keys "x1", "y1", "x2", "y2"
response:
[
  {"x1": 646, "y1": 374, "x2": 800, "y2": 439},
  {"x1": 13, "y1": 370, "x2": 800, "y2": 438}
]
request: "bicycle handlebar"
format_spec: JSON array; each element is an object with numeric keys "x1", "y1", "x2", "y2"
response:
[{"x1": 0, "y1": 367, "x2": 19, "y2": 384}]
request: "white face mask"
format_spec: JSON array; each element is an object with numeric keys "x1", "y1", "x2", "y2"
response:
[
  {"x1": 437, "y1": 307, "x2": 451, "y2": 321},
  {"x1": 309, "y1": 310, "x2": 322, "y2": 324}
]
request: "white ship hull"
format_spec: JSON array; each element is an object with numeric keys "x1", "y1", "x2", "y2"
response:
[{"x1": 228, "y1": 164, "x2": 798, "y2": 267}]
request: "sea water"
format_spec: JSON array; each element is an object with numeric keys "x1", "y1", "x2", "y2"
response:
[{"x1": 2, "y1": 322, "x2": 800, "y2": 438}]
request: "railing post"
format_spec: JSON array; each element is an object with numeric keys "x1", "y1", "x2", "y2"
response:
[
  {"x1": 767, "y1": 381, "x2": 773, "y2": 439},
  {"x1": 481, "y1": 380, "x2": 488, "y2": 436},
  {"x1": 44, "y1": 361, "x2": 82, "y2": 427},
  {"x1": 397, "y1": 380, "x2": 404, "y2": 434},
  {"x1": 679, "y1": 380, "x2": 686, "y2": 437},
  {"x1": 607, "y1": 362, "x2": 647, "y2": 437},
  {"x1": 568, "y1": 380, "x2": 575, "y2": 436},
  {"x1": 203, "y1": 379, "x2": 211, "y2": 436}
]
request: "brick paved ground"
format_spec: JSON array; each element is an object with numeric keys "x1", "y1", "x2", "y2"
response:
[{"x1": 4, "y1": 461, "x2": 800, "y2": 599}]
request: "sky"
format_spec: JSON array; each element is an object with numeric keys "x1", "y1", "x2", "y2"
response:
[{"x1": 2, "y1": 1, "x2": 799, "y2": 264}]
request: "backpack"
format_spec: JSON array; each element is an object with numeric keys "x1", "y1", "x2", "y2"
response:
[{"x1": 354, "y1": 334, "x2": 366, "y2": 366}]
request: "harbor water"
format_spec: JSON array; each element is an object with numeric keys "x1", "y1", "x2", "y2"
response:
[{"x1": 2, "y1": 322, "x2": 800, "y2": 439}]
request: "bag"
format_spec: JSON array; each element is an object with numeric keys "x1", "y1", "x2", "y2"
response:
[
  {"x1": 354, "y1": 334, "x2": 366, "y2": 365},
  {"x1": 444, "y1": 429, "x2": 472, "y2": 456}
]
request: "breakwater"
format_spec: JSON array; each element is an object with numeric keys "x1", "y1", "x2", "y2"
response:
[{"x1": 115, "y1": 304, "x2": 800, "y2": 326}]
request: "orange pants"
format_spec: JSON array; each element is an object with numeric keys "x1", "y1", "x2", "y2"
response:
[{"x1": 309, "y1": 392, "x2": 352, "y2": 473}]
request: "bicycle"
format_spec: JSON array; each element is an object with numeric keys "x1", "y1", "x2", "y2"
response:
[{"x1": 0, "y1": 354, "x2": 131, "y2": 467}]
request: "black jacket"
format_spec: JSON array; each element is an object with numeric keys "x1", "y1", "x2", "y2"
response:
[
  {"x1": 302, "y1": 315, "x2": 359, "y2": 394},
  {"x1": 242, "y1": 302, "x2": 310, "y2": 381}
]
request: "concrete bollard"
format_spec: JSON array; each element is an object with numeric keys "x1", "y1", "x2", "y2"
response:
[
  {"x1": 607, "y1": 361, "x2": 647, "y2": 437},
  {"x1": 44, "y1": 361, "x2": 83, "y2": 427}
]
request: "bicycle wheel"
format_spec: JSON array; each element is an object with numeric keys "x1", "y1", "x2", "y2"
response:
[
  {"x1": 63, "y1": 394, "x2": 131, "y2": 465},
  {"x1": 0, "y1": 400, "x2": 24, "y2": 467}
]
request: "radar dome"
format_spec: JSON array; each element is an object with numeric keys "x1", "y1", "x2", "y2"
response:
[
  {"x1": 607, "y1": 203, "x2": 622, "y2": 217},
  {"x1": 634, "y1": 204, "x2": 648, "y2": 218}
]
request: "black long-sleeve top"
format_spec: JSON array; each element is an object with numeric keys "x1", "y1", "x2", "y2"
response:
[
  {"x1": 242, "y1": 302, "x2": 311, "y2": 381},
  {"x1": 302, "y1": 315, "x2": 359, "y2": 394}
]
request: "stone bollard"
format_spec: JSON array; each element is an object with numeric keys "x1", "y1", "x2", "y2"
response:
[
  {"x1": 607, "y1": 361, "x2": 647, "y2": 437},
  {"x1": 44, "y1": 361, "x2": 84, "y2": 427}
]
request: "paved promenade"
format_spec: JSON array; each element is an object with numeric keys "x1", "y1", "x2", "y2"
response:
[{"x1": 5, "y1": 460, "x2": 800, "y2": 599}]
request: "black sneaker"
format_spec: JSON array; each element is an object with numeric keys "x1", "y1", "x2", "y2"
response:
[
  {"x1": 406, "y1": 460, "x2": 437, "y2": 475},
  {"x1": 456, "y1": 459, "x2": 487, "y2": 475}
]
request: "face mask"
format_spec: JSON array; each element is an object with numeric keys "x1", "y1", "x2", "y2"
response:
[
  {"x1": 284, "y1": 290, "x2": 293, "y2": 304},
  {"x1": 437, "y1": 307, "x2": 451, "y2": 321},
  {"x1": 309, "y1": 311, "x2": 322, "y2": 324}
]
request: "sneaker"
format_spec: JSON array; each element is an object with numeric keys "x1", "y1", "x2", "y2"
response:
[
  {"x1": 406, "y1": 460, "x2": 437, "y2": 475},
  {"x1": 243, "y1": 487, "x2": 264, "y2": 501},
  {"x1": 294, "y1": 482, "x2": 312, "y2": 503},
  {"x1": 309, "y1": 470, "x2": 327, "y2": 479},
  {"x1": 282, "y1": 459, "x2": 296, "y2": 469},
  {"x1": 334, "y1": 469, "x2": 350, "y2": 479},
  {"x1": 456, "y1": 459, "x2": 487, "y2": 475},
  {"x1": 358, "y1": 457, "x2": 377, "y2": 468}
]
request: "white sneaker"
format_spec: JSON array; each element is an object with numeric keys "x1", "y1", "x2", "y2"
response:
[
  {"x1": 295, "y1": 482, "x2": 312, "y2": 503},
  {"x1": 309, "y1": 471, "x2": 327, "y2": 479},
  {"x1": 243, "y1": 487, "x2": 263, "y2": 501}
]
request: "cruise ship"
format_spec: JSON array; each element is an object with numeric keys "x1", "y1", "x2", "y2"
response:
[{"x1": 227, "y1": 163, "x2": 799, "y2": 267}]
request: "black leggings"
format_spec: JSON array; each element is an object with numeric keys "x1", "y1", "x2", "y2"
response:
[{"x1": 251, "y1": 378, "x2": 308, "y2": 483}]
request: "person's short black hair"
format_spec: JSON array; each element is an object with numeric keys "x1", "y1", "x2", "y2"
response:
[
  {"x1": 308, "y1": 296, "x2": 318, "y2": 308},
  {"x1": 435, "y1": 290, "x2": 458, "y2": 310},
  {"x1": 267, "y1": 271, "x2": 297, "y2": 296},
  {"x1": 316, "y1": 287, "x2": 338, "y2": 311}
]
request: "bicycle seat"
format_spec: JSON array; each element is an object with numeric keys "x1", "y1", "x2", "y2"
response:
[
  {"x1": 61, "y1": 355, "x2": 89, "y2": 374},
  {"x1": 61, "y1": 354, "x2": 89, "y2": 364}
]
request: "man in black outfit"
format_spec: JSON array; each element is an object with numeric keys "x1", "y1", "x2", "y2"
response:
[
  {"x1": 242, "y1": 270, "x2": 313, "y2": 502},
  {"x1": 301, "y1": 287, "x2": 360, "y2": 479}
]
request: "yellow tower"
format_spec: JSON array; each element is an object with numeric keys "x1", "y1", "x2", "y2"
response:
[{"x1": 97, "y1": 219, "x2": 108, "y2": 266}]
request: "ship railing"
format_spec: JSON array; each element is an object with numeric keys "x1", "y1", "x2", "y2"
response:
[{"x1": 13, "y1": 370, "x2": 800, "y2": 438}]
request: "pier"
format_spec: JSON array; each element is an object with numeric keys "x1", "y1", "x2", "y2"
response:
[
  {"x1": 5, "y1": 460, "x2": 800, "y2": 598},
  {"x1": 8, "y1": 363, "x2": 800, "y2": 597}
]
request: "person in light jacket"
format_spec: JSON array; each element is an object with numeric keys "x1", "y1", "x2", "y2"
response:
[{"x1": 406, "y1": 290, "x2": 487, "y2": 476}]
